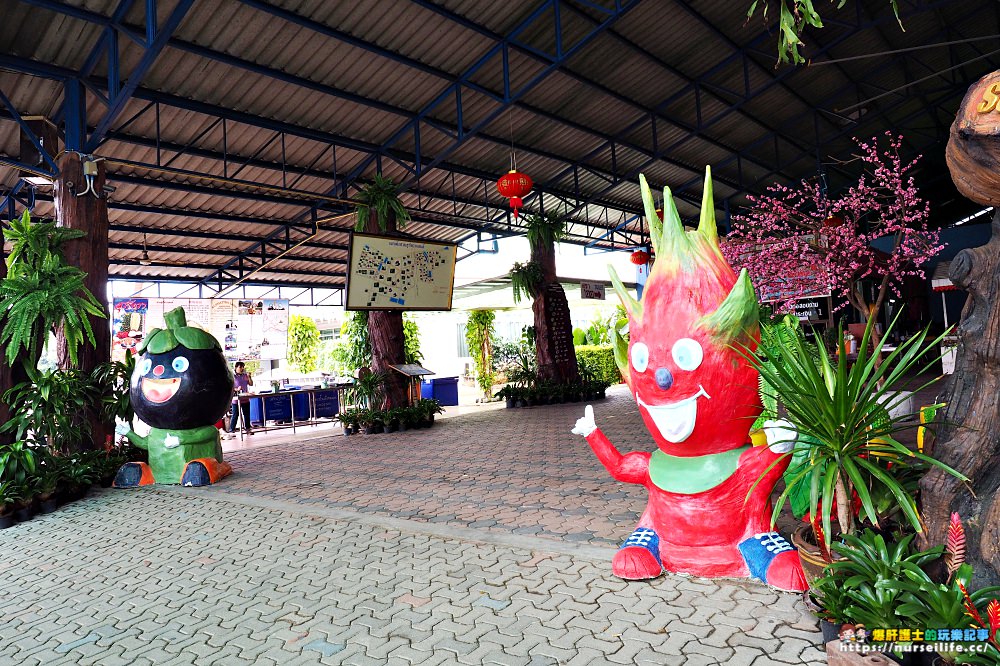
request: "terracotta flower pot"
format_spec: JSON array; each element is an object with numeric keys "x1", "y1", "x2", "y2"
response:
[{"x1": 792, "y1": 524, "x2": 832, "y2": 586}]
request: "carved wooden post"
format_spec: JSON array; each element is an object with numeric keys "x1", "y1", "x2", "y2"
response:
[
  {"x1": 53, "y1": 151, "x2": 111, "y2": 448},
  {"x1": 920, "y1": 70, "x2": 1000, "y2": 586}
]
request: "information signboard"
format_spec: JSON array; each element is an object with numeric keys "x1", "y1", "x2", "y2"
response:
[
  {"x1": 112, "y1": 297, "x2": 289, "y2": 362},
  {"x1": 346, "y1": 233, "x2": 457, "y2": 311}
]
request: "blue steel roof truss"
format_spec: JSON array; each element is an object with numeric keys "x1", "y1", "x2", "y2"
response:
[{"x1": 1, "y1": 0, "x2": 997, "y2": 290}]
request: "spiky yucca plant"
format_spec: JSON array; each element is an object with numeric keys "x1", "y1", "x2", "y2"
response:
[
  {"x1": 0, "y1": 211, "x2": 105, "y2": 367},
  {"x1": 743, "y1": 314, "x2": 966, "y2": 550}
]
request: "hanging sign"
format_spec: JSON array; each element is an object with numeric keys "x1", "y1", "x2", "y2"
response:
[{"x1": 580, "y1": 281, "x2": 606, "y2": 300}]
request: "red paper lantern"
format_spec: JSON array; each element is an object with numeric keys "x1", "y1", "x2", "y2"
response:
[
  {"x1": 630, "y1": 250, "x2": 650, "y2": 265},
  {"x1": 497, "y1": 169, "x2": 533, "y2": 220}
]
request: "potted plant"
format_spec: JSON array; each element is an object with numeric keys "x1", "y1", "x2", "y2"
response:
[
  {"x1": 805, "y1": 571, "x2": 852, "y2": 644},
  {"x1": 12, "y1": 479, "x2": 36, "y2": 522},
  {"x1": 0, "y1": 481, "x2": 18, "y2": 529},
  {"x1": 356, "y1": 409, "x2": 377, "y2": 435},
  {"x1": 1, "y1": 368, "x2": 96, "y2": 453},
  {"x1": 0, "y1": 440, "x2": 37, "y2": 485},
  {"x1": 338, "y1": 409, "x2": 360, "y2": 435},
  {"x1": 418, "y1": 399, "x2": 443, "y2": 428},
  {"x1": 745, "y1": 316, "x2": 966, "y2": 582},
  {"x1": 399, "y1": 406, "x2": 419, "y2": 431},
  {"x1": 58, "y1": 455, "x2": 95, "y2": 502},
  {"x1": 496, "y1": 386, "x2": 514, "y2": 409},
  {"x1": 34, "y1": 455, "x2": 61, "y2": 514},
  {"x1": 92, "y1": 350, "x2": 136, "y2": 444},
  {"x1": 810, "y1": 530, "x2": 947, "y2": 663},
  {"x1": 383, "y1": 408, "x2": 402, "y2": 434},
  {"x1": 350, "y1": 370, "x2": 387, "y2": 411}
]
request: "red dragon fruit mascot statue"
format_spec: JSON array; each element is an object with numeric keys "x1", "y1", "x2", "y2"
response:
[{"x1": 572, "y1": 169, "x2": 807, "y2": 592}]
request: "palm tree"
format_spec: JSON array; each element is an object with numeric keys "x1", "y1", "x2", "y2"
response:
[{"x1": 354, "y1": 175, "x2": 411, "y2": 408}]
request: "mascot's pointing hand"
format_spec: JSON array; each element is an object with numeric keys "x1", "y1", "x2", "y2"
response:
[
  {"x1": 115, "y1": 417, "x2": 131, "y2": 436},
  {"x1": 572, "y1": 405, "x2": 597, "y2": 437},
  {"x1": 762, "y1": 419, "x2": 797, "y2": 453}
]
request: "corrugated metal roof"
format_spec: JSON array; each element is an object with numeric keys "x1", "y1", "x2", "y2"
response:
[{"x1": 1, "y1": 0, "x2": 997, "y2": 289}]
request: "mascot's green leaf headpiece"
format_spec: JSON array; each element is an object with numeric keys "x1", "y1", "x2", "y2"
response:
[{"x1": 137, "y1": 307, "x2": 221, "y2": 354}]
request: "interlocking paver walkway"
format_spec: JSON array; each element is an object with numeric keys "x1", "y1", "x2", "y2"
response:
[
  {"x1": 215, "y1": 386, "x2": 655, "y2": 546},
  {"x1": 0, "y1": 385, "x2": 823, "y2": 665}
]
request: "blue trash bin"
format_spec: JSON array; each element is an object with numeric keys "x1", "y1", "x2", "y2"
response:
[
  {"x1": 314, "y1": 389, "x2": 339, "y2": 418},
  {"x1": 250, "y1": 393, "x2": 292, "y2": 424},
  {"x1": 289, "y1": 390, "x2": 310, "y2": 420},
  {"x1": 420, "y1": 380, "x2": 434, "y2": 400},
  {"x1": 432, "y1": 377, "x2": 459, "y2": 406}
]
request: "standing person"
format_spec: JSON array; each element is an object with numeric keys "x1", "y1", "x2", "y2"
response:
[{"x1": 227, "y1": 362, "x2": 254, "y2": 436}]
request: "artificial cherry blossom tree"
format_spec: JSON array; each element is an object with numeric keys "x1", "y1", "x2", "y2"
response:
[{"x1": 723, "y1": 133, "x2": 944, "y2": 340}]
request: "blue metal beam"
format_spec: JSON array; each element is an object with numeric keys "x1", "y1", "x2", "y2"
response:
[
  {"x1": 548, "y1": 0, "x2": 990, "y2": 220},
  {"x1": 332, "y1": 0, "x2": 642, "y2": 200},
  {"x1": 85, "y1": 0, "x2": 195, "y2": 151},
  {"x1": 0, "y1": 88, "x2": 59, "y2": 174},
  {"x1": 63, "y1": 78, "x2": 86, "y2": 151},
  {"x1": 27, "y1": 0, "x2": 691, "y2": 195}
]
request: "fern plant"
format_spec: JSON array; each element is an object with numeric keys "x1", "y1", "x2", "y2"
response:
[
  {"x1": 509, "y1": 261, "x2": 543, "y2": 304},
  {"x1": 354, "y1": 174, "x2": 410, "y2": 232},
  {"x1": 0, "y1": 211, "x2": 105, "y2": 367},
  {"x1": 524, "y1": 211, "x2": 566, "y2": 250}
]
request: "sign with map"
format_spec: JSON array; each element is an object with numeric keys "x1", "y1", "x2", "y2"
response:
[
  {"x1": 346, "y1": 233, "x2": 457, "y2": 311},
  {"x1": 111, "y1": 297, "x2": 289, "y2": 363}
]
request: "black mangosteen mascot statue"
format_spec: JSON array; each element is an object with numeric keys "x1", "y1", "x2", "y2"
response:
[{"x1": 113, "y1": 306, "x2": 234, "y2": 487}]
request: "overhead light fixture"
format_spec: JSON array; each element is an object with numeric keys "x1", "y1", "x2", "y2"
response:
[
  {"x1": 21, "y1": 175, "x2": 53, "y2": 187},
  {"x1": 139, "y1": 232, "x2": 152, "y2": 266}
]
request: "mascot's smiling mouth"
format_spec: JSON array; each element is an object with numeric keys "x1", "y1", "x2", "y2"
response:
[
  {"x1": 636, "y1": 386, "x2": 711, "y2": 443},
  {"x1": 141, "y1": 377, "x2": 182, "y2": 404}
]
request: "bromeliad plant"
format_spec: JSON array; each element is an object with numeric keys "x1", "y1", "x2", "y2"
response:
[{"x1": 745, "y1": 314, "x2": 966, "y2": 553}]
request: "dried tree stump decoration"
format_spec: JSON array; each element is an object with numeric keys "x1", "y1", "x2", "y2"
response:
[{"x1": 921, "y1": 70, "x2": 1000, "y2": 586}]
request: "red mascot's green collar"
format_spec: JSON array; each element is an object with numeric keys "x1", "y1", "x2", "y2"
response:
[{"x1": 648, "y1": 445, "x2": 749, "y2": 494}]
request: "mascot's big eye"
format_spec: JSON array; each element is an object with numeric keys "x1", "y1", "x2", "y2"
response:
[
  {"x1": 172, "y1": 356, "x2": 190, "y2": 372},
  {"x1": 140, "y1": 358, "x2": 152, "y2": 375},
  {"x1": 672, "y1": 338, "x2": 703, "y2": 371},
  {"x1": 630, "y1": 342, "x2": 649, "y2": 373}
]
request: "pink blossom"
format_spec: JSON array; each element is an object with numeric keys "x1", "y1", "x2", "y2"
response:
[{"x1": 721, "y1": 133, "x2": 943, "y2": 319}]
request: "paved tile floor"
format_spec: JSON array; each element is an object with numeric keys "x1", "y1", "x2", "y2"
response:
[{"x1": 0, "y1": 385, "x2": 823, "y2": 665}]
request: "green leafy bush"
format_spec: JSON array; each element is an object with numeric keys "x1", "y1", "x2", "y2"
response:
[
  {"x1": 2, "y1": 367, "x2": 97, "y2": 452},
  {"x1": 575, "y1": 345, "x2": 620, "y2": 386},
  {"x1": 403, "y1": 316, "x2": 423, "y2": 364},
  {"x1": 465, "y1": 310, "x2": 496, "y2": 398},
  {"x1": 288, "y1": 314, "x2": 320, "y2": 373}
]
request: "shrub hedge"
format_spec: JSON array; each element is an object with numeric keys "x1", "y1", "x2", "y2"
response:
[{"x1": 575, "y1": 345, "x2": 622, "y2": 386}]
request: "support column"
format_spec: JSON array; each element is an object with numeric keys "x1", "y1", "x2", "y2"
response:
[
  {"x1": 53, "y1": 152, "x2": 111, "y2": 448},
  {"x1": 0, "y1": 253, "x2": 10, "y2": 445},
  {"x1": 530, "y1": 236, "x2": 579, "y2": 385}
]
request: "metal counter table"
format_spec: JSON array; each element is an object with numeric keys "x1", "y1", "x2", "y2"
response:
[{"x1": 233, "y1": 383, "x2": 352, "y2": 440}]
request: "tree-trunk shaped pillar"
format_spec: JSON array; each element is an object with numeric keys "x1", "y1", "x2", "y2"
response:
[
  {"x1": 921, "y1": 70, "x2": 1000, "y2": 586},
  {"x1": 54, "y1": 151, "x2": 111, "y2": 449},
  {"x1": 362, "y1": 218, "x2": 408, "y2": 410},
  {"x1": 529, "y1": 221, "x2": 579, "y2": 384}
]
